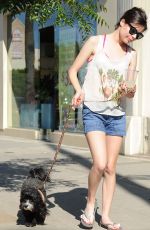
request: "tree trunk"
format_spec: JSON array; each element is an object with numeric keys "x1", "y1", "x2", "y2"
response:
[{"x1": 25, "y1": 12, "x2": 35, "y2": 103}]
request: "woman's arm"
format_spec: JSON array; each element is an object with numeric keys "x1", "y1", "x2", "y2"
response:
[
  {"x1": 126, "y1": 50, "x2": 137, "y2": 98},
  {"x1": 68, "y1": 36, "x2": 98, "y2": 107},
  {"x1": 119, "y1": 50, "x2": 137, "y2": 98}
]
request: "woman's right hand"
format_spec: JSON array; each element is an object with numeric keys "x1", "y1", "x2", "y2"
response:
[{"x1": 71, "y1": 91, "x2": 84, "y2": 110}]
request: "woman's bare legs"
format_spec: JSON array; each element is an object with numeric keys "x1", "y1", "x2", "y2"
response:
[
  {"x1": 82, "y1": 132, "x2": 123, "y2": 229},
  {"x1": 101, "y1": 135, "x2": 123, "y2": 227},
  {"x1": 85, "y1": 131, "x2": 107, "y2": 213}
]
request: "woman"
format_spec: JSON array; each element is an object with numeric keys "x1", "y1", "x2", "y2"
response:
[{"x1": 68, "y1": 7, "x2": 147, "y2": 230}]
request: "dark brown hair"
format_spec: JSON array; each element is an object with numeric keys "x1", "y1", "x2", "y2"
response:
[{"x1": 115, "y1": 7, "x2": 147, "y2": 31}]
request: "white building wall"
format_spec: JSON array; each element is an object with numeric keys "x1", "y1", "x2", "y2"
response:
[
  {"x1": 118, "y1": 0, "x2": 150, "y2": 154},
  {"x1": 0, "y1": 14, "x2": 8, "y2": 129},
  {"x1": 134, "y1": 0, "x2": 150, "y2": 153},
  {"x1": 98, "y1": 0, "x2": 150, "y2": 155},
  {"x1": 97, "y1": 0, "x2": 117, "y2": 34}
]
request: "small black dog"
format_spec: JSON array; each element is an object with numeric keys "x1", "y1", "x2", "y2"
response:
[{"x1": 19, "y1": 167, "x2": 50, "y2": 227}]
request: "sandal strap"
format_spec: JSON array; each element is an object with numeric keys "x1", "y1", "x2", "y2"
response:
[
  {"x1": 80, "y1": 213, "x2": 94, "y2": 224},
  {"x1": 80, "y1": 199, "x2": 98, "y2": 227},
  {"x1": 100, "y1": 221, "x2": 121, "y2": 229}
]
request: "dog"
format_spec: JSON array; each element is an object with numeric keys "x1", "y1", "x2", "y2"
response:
[{"x1": 19, "y1": 167, "x2": 50, "y2": 227}]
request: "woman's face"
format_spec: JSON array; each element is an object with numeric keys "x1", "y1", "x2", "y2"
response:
[{"x1": 119, "y1": 19, "x2": 145, "y2": 44}]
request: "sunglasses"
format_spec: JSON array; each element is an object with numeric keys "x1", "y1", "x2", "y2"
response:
[{"x1": 128, "y1": 23, "x2": 144, "y2": 40}]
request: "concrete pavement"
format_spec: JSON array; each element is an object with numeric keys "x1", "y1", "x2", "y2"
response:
[{"x1": 0, "y1": 135, "x2": 149, "y2": 230}]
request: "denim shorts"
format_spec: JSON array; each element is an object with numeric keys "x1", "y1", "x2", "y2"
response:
[{"x1": 82, "y1": 106, "x2": 126, "y2": 136}]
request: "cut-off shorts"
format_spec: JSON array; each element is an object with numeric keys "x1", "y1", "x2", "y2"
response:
[{"x1": 82, "y1": 105, "x2": 126, "y2": 136}]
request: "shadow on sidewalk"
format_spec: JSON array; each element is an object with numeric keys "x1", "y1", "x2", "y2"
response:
[
  {"x1": 47, "y1": 187, "x2": 101, "y2": 228},
  {"x1": 0, "y1": 159, "x2": 33, "y2": 191},
  {"x1": 0, "y1": 156, "x2": 80, "y2": 191},
  {"x1": 47, "y1": 187, "x2": 87, "y2": 220},
  {"x1": 48, "y1": 144, "x2": 150, "y2": 204},
  {"x1": 0, "y1": 141, "x2": 149, "y2": 208},
  {"x1": 117, "y1": 174, "x2": 150, "y2": 204}
]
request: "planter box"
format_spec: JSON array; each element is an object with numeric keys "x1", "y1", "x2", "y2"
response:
[
  {"x1": 20, "y1": 104, "x2": 40, "y2": 129},
  {"x1": 41, "y1": 103, "x2": 54, "y2": 130}
]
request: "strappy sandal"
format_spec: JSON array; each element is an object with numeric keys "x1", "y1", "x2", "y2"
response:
[
  {"x1": 100, "y1": 221, "x2": 121, "y2": 230},
  {"x1": 80, "y1": 201, "x2": 98, "y2": 229},
  {"x1": 80, "y1": 211, "x2": 95, "y2": 229}
]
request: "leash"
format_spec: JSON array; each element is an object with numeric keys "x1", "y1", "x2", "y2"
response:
[{"x1": 44, "y1": 104, "x2": 72, "y2": 184}]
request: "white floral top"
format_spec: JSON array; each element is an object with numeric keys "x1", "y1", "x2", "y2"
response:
[{"x1": 82, "y1": 35, "x2": 133, "y2": 116}]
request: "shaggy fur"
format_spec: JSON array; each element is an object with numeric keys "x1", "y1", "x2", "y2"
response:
[{"x1": 19, "y1": 167, "x2": 49, "y2": 227}]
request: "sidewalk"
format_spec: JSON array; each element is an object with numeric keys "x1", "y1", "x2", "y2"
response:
[{"x1": 0, "y1": 135, "x2": 149, "y2": 230}]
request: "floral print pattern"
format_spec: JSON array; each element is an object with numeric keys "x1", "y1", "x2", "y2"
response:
[{"x1": 99, "y1": 68, "x2": 123, "y2": 102}]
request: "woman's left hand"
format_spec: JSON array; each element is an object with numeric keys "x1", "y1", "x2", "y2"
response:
[
  {"x1": 118, "y1": 82, "x2": 136, "y2": 98},
  {"x1": 126, "y1": 85, "x2": 136, "y2": 98}
]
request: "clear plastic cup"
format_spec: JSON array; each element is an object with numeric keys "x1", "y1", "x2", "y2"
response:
[{"x1": 124, "y1": 69, "x2": 139, "y2": 91}]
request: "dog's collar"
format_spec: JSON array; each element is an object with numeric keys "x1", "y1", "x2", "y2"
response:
[{"x1": 37, "y1": 189, "x2": 45, "y2": 203}]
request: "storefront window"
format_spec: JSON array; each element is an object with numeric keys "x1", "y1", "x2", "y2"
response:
[{"x1": 9, "y1": 13, "x2": 96, "y2": 133}]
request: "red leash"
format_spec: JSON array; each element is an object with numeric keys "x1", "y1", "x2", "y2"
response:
[{"x1": 44, "y1": 105, "x2": 72, "y2": 184}]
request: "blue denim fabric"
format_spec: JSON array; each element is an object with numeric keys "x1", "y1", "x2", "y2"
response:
[{"x1": 82, "y1": 105, "x2": 126, "y2": 136}]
